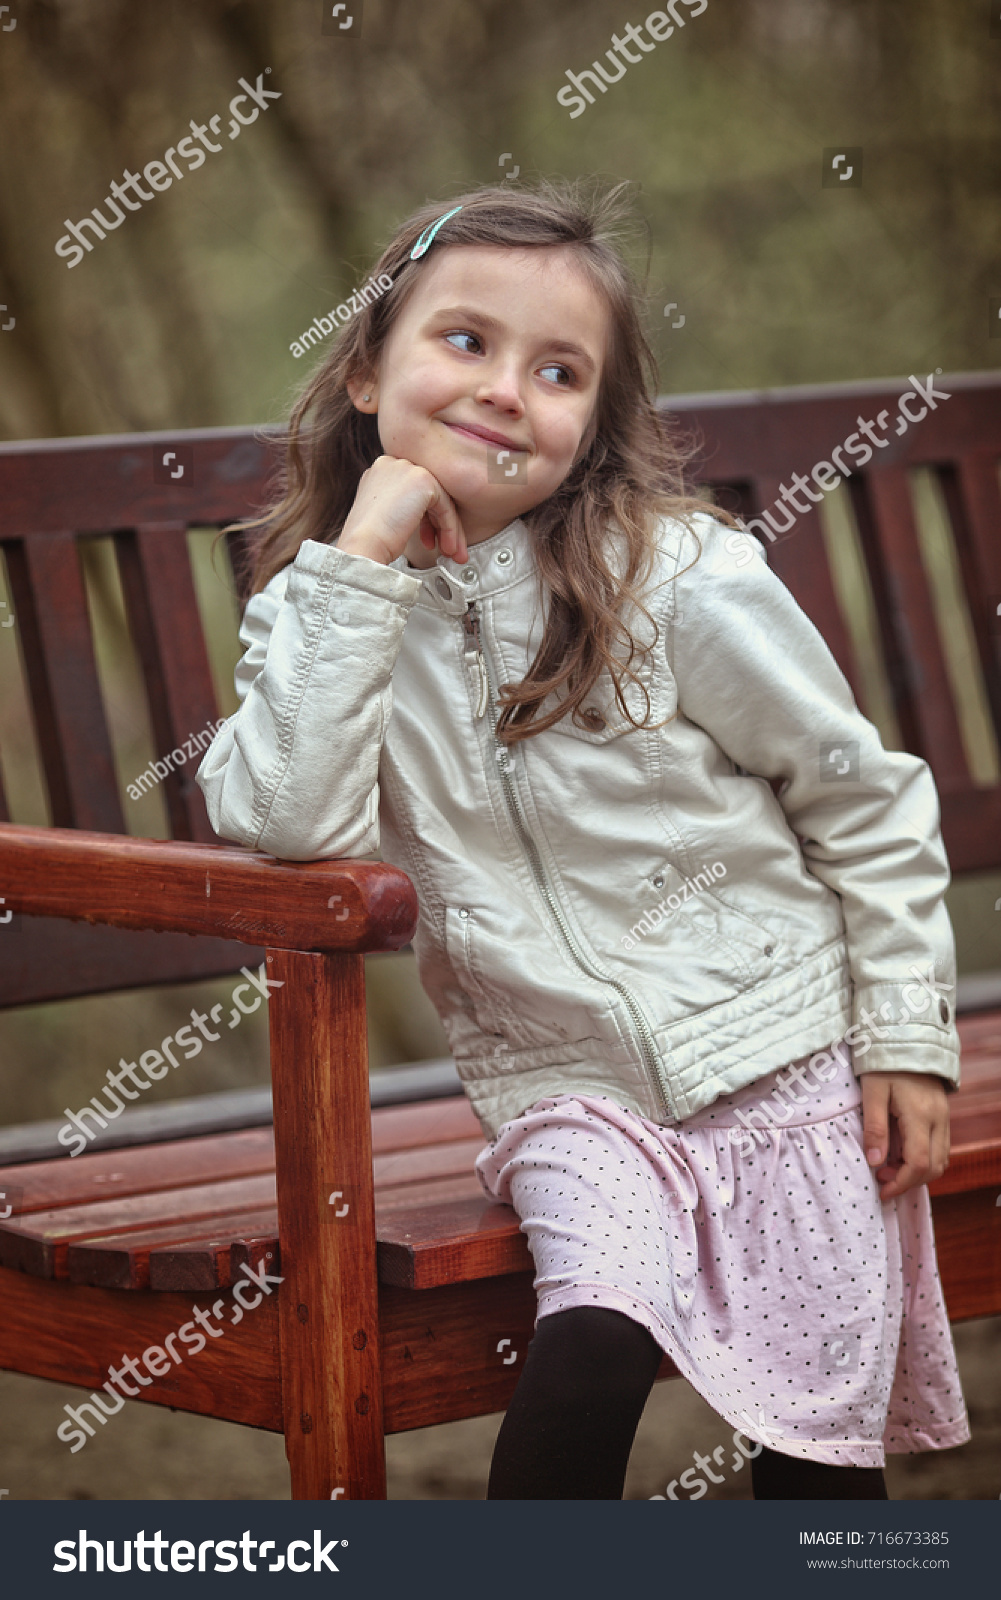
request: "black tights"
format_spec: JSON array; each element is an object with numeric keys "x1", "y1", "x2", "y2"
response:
[{"x1": 487, "y1": 1306, "x2": 888, "y2": 1500}]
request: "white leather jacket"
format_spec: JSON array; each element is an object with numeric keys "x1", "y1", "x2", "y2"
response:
[{"x1": 197, "y1": 512, "x2": 960, "y2": 1140}]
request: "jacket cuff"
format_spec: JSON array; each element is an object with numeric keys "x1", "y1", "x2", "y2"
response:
[
  {"x1": 847, "y1": 980, "x2": 960, "y2": 1088},
  {"x1": 294, "y1": 537, "x2": 424, "y2": 609}
]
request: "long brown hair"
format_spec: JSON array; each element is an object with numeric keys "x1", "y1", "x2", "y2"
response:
[{"x1": 241, "y1": 179, "x2": 731, "y2": 744}]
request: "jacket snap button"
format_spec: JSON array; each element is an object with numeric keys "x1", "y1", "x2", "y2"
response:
[
  {"x1": 653, "y1": 876, "x2": 665, "y2": 889},
  {"x1": 764, "y1": 945, "x2": 774, "y2": 956},
  {"x1": 939, "y1": 999, "x2": 949, "y2": 1023},
  {"x1": 581, "y1": 708, "x2": 605, "y2": 731},
  {"x1": 496, "y1": 549, "x2": 513, "y2": 565},
  {"x1": 458, "y1": 907, "x2": 470, "y2": 919},
  {"x1": 461, "y1": 567, "x2": 476, "y2": 583}
]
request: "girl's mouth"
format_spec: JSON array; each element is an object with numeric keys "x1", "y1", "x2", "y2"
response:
[{"x1": 443, "y1": 420, "x2": 526, "y2": 452}]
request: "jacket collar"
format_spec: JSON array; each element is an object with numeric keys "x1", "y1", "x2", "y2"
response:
[{"x1": 392, "y1": 517, "x2": 532, "y2": 613}]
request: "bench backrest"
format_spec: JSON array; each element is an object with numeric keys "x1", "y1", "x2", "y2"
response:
[
  {"x1": 664, "y1": 371, "x2": 1001, "y2": 874},
  {"x1": 0, "y1": 427, "x2": 278, "y2": 1006},
  {"x1": 2, "y1": 373, "x2": 999, "y2": 1004}
]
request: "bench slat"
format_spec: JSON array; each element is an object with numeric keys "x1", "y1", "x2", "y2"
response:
[
  {"x1": 860, "y1": 468, "x2": 969, "y2": 785},
  {"x1": 3, "y1": 535, "x2": 125, "y2": 831},
  {"x1": 0, "y1": 1127, "x2": 276, "y2": 1213},
  {"x1": 940, "y1": 457, "x2": 1001, "y2": 738},
  {"x1": 370, "y1": 1095, "x2": 481, "y2": 1152},
  {"x1": 68, "y1": 1207, "x2": 282, "y2": 1291},
  {"x1": 115, "y1": 525, "x2": 221, "y2": 845},
  {"x1": 0, "y1": 1173, "x2": 276, "y2": 1278}
]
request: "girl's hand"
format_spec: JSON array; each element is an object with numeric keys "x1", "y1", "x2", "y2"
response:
[
  {"x1": 337, "y1": 454, "x2": 468, "y2": 567},
  {"x1": 861, "y1": 1071, "x2": 950, "y2": 1201}
]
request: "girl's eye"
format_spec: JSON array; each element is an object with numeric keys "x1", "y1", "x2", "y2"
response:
[
  {"x1": 445, "y1": 331, "x2": 481, "y2": 354},
  {"x1": 539, "y1": 363, "x2": 573, "y2": 387}
]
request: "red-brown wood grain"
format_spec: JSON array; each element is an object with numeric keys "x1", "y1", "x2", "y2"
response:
[
  {"x1": 3, "y1": 535, "x2": 125, "y2": 833},
  {"x1": 0, "y1": 823, "x2": 418, "y2": 951},
  {"x1": 0, "y1": 1127, "x2": 276, "y2": 1214},
  {"x1": 867, "y1": 468, "x2": 970, "y2": 788},
  {"x1": 0, "y1": 428, "x2": 280, "y2": 539},
  {"x1": 68, "y1": 1208, "x2": 281, "y2": 1291},
  {"x1": 0, "y1": 1261, "x2": 683, "y2": 1441},
  {"x1": 369, "y1": 1095, "x2": 481, "y2": 1153},
  {"x1": 0, "y1": 1173, "x2": 277, "y2": 1278},
  {"x1": 268, "y1": 947, "x2": 386, "y2": 1501},
  {"x1": 3, "y1": 1009, "x2": 999, "y2": 1294},
  {"x1": 114, "y1": 524, "x2": 222, "y2": 846},
  {"x1": 0, "y1": 1264, "x2": 282, "y2": 1431}
]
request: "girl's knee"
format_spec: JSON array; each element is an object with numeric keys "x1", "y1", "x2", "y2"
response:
[{"x1": 530, "y1": 1305, "x2": 663, "y2": 1382}]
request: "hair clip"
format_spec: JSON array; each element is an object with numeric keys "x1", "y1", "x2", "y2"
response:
[{"x1": 410, "y1": 205, "x2": 463, "y2": 260}]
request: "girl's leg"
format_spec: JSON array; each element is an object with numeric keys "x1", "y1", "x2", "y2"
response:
[
  {"x1": 486, "y1": 1305, "x2": 664, "y2": 1499},
  {"x1": 752, "y1": 1446, "x2": 888, "y2": 1500}
]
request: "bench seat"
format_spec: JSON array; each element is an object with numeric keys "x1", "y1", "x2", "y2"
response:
[{"x1": 3, "y1": 1011, "x2": 999, "y2": 1311}]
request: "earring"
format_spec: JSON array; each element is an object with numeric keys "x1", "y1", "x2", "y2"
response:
[{"x1": 363, "y1": 394, "x2": 371, "y2": 402}]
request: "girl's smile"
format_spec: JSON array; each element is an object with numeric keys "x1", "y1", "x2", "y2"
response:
[{"x1": 441, "y1": 419, "x2": 525, "y2": 450}]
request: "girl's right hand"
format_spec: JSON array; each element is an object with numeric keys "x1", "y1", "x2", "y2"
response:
[{"x1": 337, "y1": 454, "x2": 468, "y2": 567}]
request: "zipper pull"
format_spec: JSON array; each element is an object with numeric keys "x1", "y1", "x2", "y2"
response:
[{"x1": 462, "y1": 604, "x2": 489, "y2": 719}]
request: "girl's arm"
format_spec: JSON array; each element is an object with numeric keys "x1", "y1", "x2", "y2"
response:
[
  {"x1": 198, "y1": 455, "x2": 465, "y2": 860},
  {"x1": 667, "y1": 514, "x2": 960, "y2": 1091},
  {"x1": 196, "y1": 540, "x2": 423, "y2": 860}
]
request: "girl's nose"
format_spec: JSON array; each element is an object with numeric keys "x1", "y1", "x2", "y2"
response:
[{"x1": 474, "y1": 365, "x2": 525, "y2": 416}]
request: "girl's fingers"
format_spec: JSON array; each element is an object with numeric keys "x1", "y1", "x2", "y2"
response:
[
  {"x1": 862, "y1": 1073, "x2": 951, "y2": 1199},
  {"x1": 423, "y1": 482, "x2": 468, "y2": 563},
  {"x1": 339, "y1": 455, "x2": 468, "y2": 565},
  {"x1": 929, "y1": 1105, "x2": 951, "y2": 1182},
  {"x1": 876, "y1": 1102, "x2": 943, "y2": 1200},
  {"x1": 861, "y1": 1074, "x2": 890, "y2": 1169}
]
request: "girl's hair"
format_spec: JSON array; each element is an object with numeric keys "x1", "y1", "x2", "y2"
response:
[{"x1": 241, "y1": 178, "x2": 732, "y2": 744}]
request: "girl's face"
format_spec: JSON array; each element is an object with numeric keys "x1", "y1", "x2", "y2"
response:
[{"x1": 353, "y1": 244, "x2": 610, "y2": 550}]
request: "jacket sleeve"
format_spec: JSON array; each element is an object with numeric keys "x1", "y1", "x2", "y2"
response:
[
  {"x1": 666, "y1": 514, "x2": 960, "y2": 1086},
  {"x1": 196, "y1": 538, "x2": 423, "y2": 860}
]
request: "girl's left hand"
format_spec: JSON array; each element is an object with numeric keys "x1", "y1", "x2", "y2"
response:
[{"x1": 860, "y1": 1071, "x2": 950, "y2": 1200}]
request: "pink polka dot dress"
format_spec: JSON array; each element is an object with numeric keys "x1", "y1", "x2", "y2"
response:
[{"x1": 474, "y1": 1042, "x2": 970, "y2": 1466}]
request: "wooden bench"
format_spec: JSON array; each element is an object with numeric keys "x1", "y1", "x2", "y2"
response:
[{"x1": 1, "y1": 379, "x2": 1000, "y2": 1499}]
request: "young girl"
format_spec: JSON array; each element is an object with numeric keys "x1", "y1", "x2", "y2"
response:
[{"x1": 197, "y1": 180, "x2": 970, "y2": 1500}]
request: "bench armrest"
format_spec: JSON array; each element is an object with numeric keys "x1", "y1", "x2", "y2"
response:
[{"x1": 0, "y1": 823, "x2": 417, "y2": 953}]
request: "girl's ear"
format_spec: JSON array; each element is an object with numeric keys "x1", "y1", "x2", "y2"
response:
[{"x1": 346, "y1": 373, "x2": 379, "y2": 412}]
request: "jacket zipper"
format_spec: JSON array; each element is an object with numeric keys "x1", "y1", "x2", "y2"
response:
[{"x1": 461, "y1": 601, "x2": 674, "y2": 1122}]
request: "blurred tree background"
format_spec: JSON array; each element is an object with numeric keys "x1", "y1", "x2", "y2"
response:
[{"x1": 0, "y1": 0, "x2": 998, "y2": 439}]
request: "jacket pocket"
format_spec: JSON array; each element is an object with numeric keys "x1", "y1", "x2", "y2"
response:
[
  {"x1": 441, "y1": 903, "x2": 611, "y2": 1056},
  {"x1": 442, "y1": 904, "x2": 529, "y2": 1050},
  {"x1": 638, "y1": 860, "x2": 781, "y2": 991}
]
